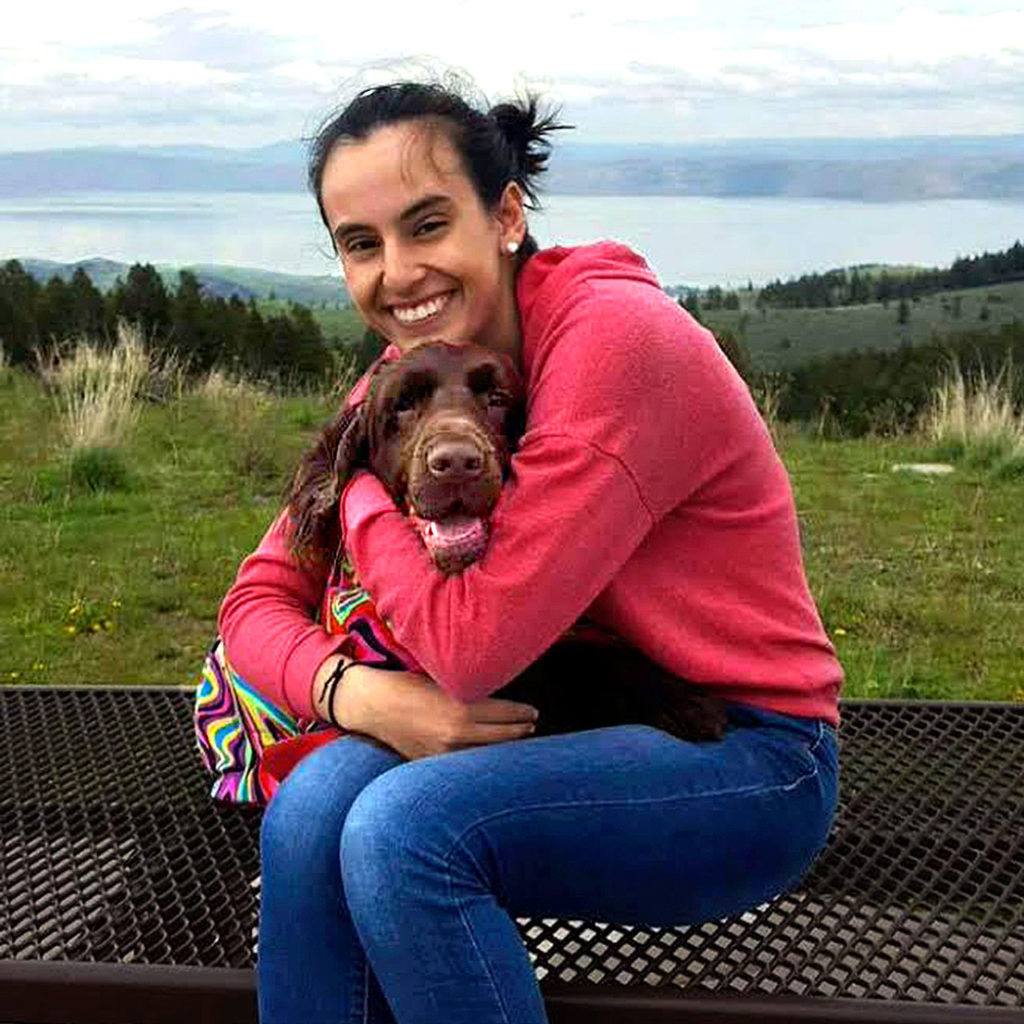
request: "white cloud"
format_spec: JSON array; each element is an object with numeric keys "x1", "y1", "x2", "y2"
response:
[
  {"x1": 1, "y1": 1, "x2": 1022, "y2": 146},
  {"x1": 5, "y1": 1, "x2": 171, "y2": 48},
  {"x1": 768, "y1": 8, "x2": 1024, "y2": 66}
]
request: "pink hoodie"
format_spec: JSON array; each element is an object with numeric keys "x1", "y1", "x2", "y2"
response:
[{"x1": 220, "y1": 242, "x2": 843, "y2": 726}]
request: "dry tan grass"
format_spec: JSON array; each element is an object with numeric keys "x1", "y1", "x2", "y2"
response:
[
  {"x1": 752, "y1": 371, "x2": 785, "y2": 444},
  {"x1": 194, "y1": 370, "x2": 273, "y2": 444},
  {"x1": 37, "y1": 322, "x2": 152, "y2": 452},
  {"x1": 193, "y1": 368, "x2": 280, "y2": 480},
  {"x1": 919, "y1": 357, "x2": 1024, "y2": 465},
  {"x1": 146, "y1": 349, "x2": 190, "y2": 405},
  {"x1": 195, "y1": 368, "x2": 271, "y2": 406}
]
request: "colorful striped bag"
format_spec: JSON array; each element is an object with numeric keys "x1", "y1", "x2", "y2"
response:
[{"x1": 193, "y1": 549, "x2": 417, "y2": 805}]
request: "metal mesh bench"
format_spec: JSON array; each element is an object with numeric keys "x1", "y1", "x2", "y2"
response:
[{"x1": 0, "y1": 686, "x2": 1021, "y2": 1023}]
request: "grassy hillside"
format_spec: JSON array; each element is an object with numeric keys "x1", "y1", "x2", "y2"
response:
[
  {"x1": 1, "y1": 365, "x2": 1020, "y2": 700},
  {"x1": 257, "y1": 300, "x2": 367, "y2": 348},
  {"x1": 297, "y1": 276, "x2": 1024, "y2": 371},
  {"x1": 702, "y1": 280, "x2": 1024, "y2": 371}
]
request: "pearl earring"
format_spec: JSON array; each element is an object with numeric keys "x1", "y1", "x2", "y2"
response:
[{"x1": 506, "y1": 240, "x2": 520, "y2": 255}]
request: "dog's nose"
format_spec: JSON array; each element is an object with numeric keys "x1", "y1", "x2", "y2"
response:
[{"x1": 426, "y1": 440, "x2": 484, "y2": 481}]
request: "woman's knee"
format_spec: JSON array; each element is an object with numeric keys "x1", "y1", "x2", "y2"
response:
[
  {"x1": 339, "y1": 759, "x2": 454, "y2": 896},
  {"x1": 261, "y1": 735, "x2": 403, "y2": 879}
]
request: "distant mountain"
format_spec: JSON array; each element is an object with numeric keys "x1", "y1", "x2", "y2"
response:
[
  {"x1": 186, "y1": 264, "x2": 347, "y2": 305},
  {"x1": 0, "y1": 150, "x2": 303, "y2": 195},
  {"x1": 2, "y1": 135, "x2": 1021, "y2": 201},
  {"x1": 557, "y1": 135, "x2": 1024, "y2": 162},
  {"x1": 18, "y1": 258, "x2": 348, "y2": 306},
  {"x1": 20, "y1": 258, "x2": 128, "y2": 292},
  {"x1": 546, "y1": 151, "x2": 1024, "y2": 202}
]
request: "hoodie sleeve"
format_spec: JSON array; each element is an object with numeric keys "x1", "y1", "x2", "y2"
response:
[
  {"x1": 341, "y1": 440, "x2": 652, "y2": 702},
  {"x1": 341, "y1": 282, "x2": 731, "y2": 701},
  {"x1": 216, "y1": 355, "x2": 398, "y2": 721},
  {"x1": 217, "y1": 509, "x2": 344, "y2": 721}
]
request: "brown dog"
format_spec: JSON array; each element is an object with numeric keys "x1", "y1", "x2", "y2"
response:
[
  {"x1": 286, "y1": 340, "x2": 727, "y2": 743},
  {"x1": 288, "y1": 341, "x2": 523, "y2": 574}
]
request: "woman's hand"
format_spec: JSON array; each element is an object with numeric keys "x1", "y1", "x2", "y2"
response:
[{"x1": 339, "y1": 662, "x2": 540, "y2": 761}]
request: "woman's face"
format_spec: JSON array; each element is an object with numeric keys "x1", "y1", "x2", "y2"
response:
[{"x1": 319, "y1": 121, "x2": 525, "y2": 359}]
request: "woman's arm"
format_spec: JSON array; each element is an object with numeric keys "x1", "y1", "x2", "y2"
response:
[
  {"x1": 217, "y1": 510, "x2": 347, "y2": 721},
  {"x1": 217, "y1": 353, "x2": 400, "y2": 722},
  {"x1": 342, "y1": 286, "x2": 744, "y2": 701},
  {"x1": 342, "y1": 439, "x2": 652, "y2": 701}
]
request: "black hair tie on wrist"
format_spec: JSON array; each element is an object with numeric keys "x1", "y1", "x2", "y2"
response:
[{"x1": 318, "y1": 658, "x2": 359, "y2": 729}]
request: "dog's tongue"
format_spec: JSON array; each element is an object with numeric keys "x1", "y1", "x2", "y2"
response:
[
  {"x1": 415, "y1": 515, "x2": 488, "y2": 569},
  {"x1": 423, "y1": 515, "x2": 486, "y2": 551}
]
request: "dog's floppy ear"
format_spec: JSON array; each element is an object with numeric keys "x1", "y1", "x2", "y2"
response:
[
  {"x1": 505, "y1": 402, "x2": 527, "y2": 450},
  {"x1": 496, "y1": 355, "x2": 527, "y2": 451},
  {"x1": 287, "y1": 401, "x2": 369, "y2": 565},
  {"x1": 331, "y1": 401, "x2": 369, "y2": 486}
]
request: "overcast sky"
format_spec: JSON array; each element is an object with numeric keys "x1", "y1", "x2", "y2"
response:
[{"x1": 3, "y1": 1, "x2": 1023, "y2": 151}]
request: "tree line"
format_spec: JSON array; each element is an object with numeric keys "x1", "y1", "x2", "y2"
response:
[
  {"x1": 0, "y1": 260, "x2": 334, "y2": 382},
  {"x1": 757, "y1": 240, "x2": 1024, "y2": 309},
  {"x1": 682, "y1": 294, "x2": 1024, "y2": 438},
  {"x1": 769, "y1": 323, "x2": 1023, "y2": 436},
  {"x1": 5, "y1": 255, "x2": 1021, "y2": 440}
]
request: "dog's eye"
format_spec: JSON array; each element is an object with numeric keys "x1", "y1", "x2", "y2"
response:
[
  {"x1": 486, "y1": 389, "x2": 510, "y2": 408},
  {"x1": 467, "y1": 364, "x2": 498, "y2": 395},
  {"x1": 394, "y1": 374, "x2": 434, "y2": 413}
]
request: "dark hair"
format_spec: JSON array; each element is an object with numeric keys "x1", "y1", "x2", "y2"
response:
[{"x1": 307, "y1": 80, "x2": 573, "y2": 262}]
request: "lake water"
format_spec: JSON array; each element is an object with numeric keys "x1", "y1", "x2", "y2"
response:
[{"x1": 2, "y1": 191, "x2": 1022, "y2": 289}]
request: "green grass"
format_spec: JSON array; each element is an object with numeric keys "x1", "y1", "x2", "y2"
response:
[
  {"x1": 0, "y1": 368, "x2": 339, "y2": 686},
  {"x1": 1, "y1": 369, "x2": 1021, "y2": 701},
  {"x1": 783, "y1": 426, "x2": 1024, "y2": 699},
  {"x1": 702, "y1": 280, "x2": 1024, "y2": 372},
  {"x1": 257, "y1": 299, "x2": 367, "y2": 349}
]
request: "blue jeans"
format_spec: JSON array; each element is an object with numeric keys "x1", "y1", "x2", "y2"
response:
[{"x1": 257, "y1": 702, "x2": 839, "y2": 1023}]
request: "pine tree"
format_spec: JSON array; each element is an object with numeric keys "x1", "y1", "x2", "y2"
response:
[
  {"x1": 38, "y1": 276, "x2": 75, "y2": 343},
  {"x1": 68, "y1": 268, "x2": 106, "y2": 338},
  {"x1": 679, "y1": 293, "x2": 703, "y2": 324},
  {"x1": 171, "y1": 271, "x2": 205, "y2": 367},
  {"x1": 0, "y1": 260, "x2": 41, "y2": 365},
  {"x1": 112, "y1": 264, "x2": 171, "y2": 337}
]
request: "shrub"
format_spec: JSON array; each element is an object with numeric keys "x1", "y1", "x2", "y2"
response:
[
  {"x1": 779, "y1": 323, "x2": 1024, "y2": 436},
  {"x1": 69, "y1": 446, "x2": 130, "y2": 492}
]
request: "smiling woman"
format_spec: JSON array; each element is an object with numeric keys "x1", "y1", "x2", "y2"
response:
[
  {"x1": 320, "y1": 124, "x2": 523, "y2": 358},
  {"x1": 307, "y1": 85, "x2": 565, "y2": 362},
  {"x1": 206, "y1": 77, "x2": 843, "y2": 1024}
]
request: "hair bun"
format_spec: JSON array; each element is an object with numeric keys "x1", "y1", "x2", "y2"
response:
[{"x1": 489, "y1": 95, "x2": 572, "y2": 206}]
